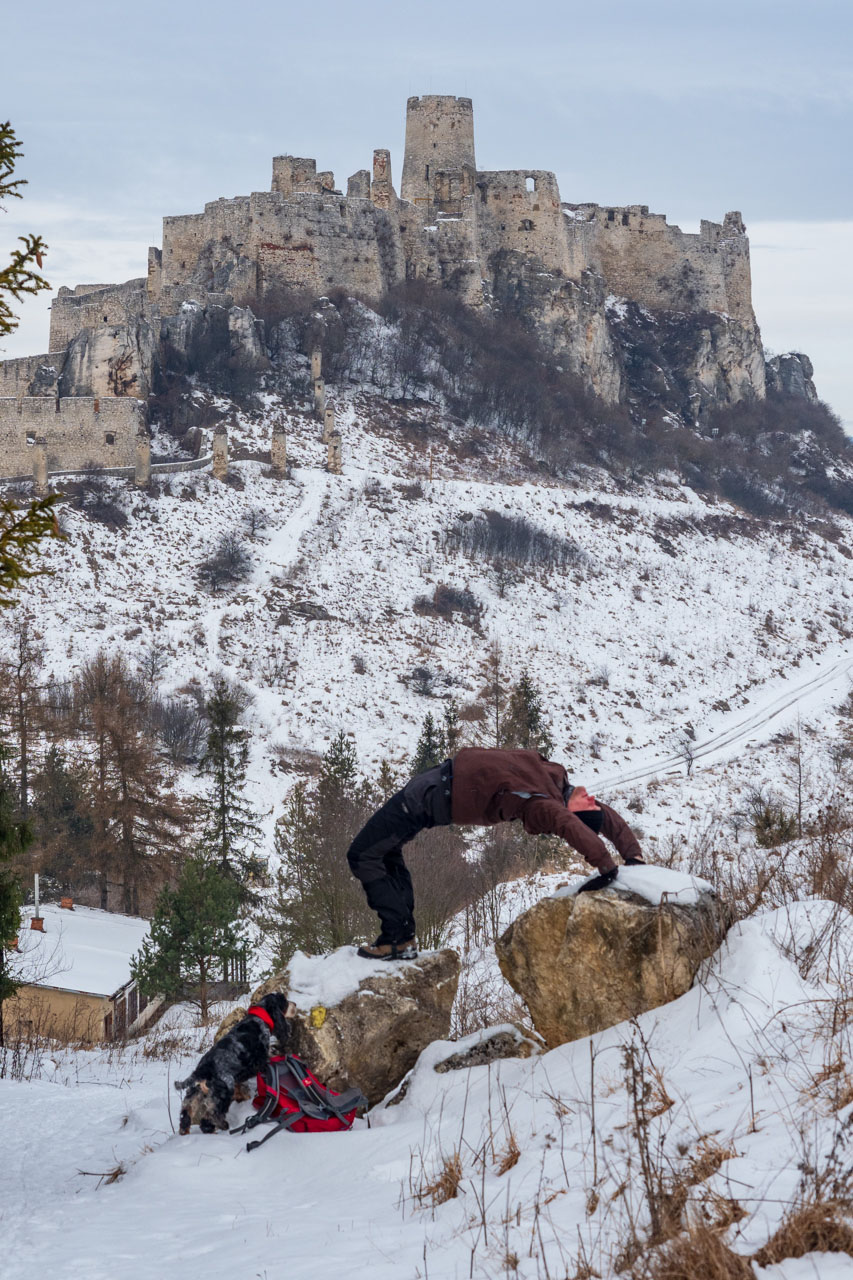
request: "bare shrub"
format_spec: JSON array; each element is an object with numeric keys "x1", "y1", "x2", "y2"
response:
[
  {"x1": 417, "y1": 1150, "x2": 463, "y2": 1206},
  {"x1": 197, "y1": 531, "x2": 254, "y2": 593},
  {"x1": 404, "y1": 826, "x2": 474, "y2": 950},
  {"x1": 446, "y1": 509, "x2": 583, "y2": 572},
  {"x1": 413, "y1": 582, "x2": 482, "y2": 628}
]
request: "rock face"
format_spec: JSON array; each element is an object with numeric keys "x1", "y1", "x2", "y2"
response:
[
  {"x1": 496, "y1": 879, "x2": 726, "y2": 1048},
  {"x1": 251, "y1": 948, "x2": 461, "y2": 1107}
]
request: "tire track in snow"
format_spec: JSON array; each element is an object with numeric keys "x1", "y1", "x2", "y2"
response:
[{"x1": 595, "y1": 648, "x2": 853, "y2": 790}]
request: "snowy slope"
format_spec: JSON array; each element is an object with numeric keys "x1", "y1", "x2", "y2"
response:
[{"x1": 8, "y1": 388, "x2": 853, "y2": 867}]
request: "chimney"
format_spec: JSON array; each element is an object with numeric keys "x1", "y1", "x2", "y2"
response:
[{"x1": 31, "y1": 872, "x2": 44, "y2": 932}]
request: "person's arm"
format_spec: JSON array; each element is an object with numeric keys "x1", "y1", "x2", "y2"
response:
[
  {"x1": 520, "y1": 798, "x2": 618, "y2": 873},
  {"x1": 598, "y1": 803, "x2": 644, "y2": 863}
]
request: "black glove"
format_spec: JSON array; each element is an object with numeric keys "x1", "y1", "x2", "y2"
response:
[
  {"x1": 623, "y1": 857, "x2": 646, "y2": 865},
  {"x1": 577, "y1": 867, "x2": 618, "y2": 893}
]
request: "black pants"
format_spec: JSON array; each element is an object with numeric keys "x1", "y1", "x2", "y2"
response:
[{"x1": 347, "y1": 762, "x2": 453, "y2": 944}]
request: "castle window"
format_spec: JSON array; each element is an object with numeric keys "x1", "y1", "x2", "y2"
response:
[
  {"x1": 26, "y1": 431, "x2": 35, "y2": 446},
  {"x1": 520, "y1": 219, "x2": 534, "y2": 232},
  {"x1": 526, "y1": 177, "x2": 535, "y2": 193},
  {"x1": 103, "y1": 315, "x2": 108, "y2": 322},
  {"x1": 621, "y1": 213, "x2": 629, "y2": 226},
  {"x1": 607, "y1": 210, "x2": 615, "y2": 221},
  {"x1": 425, "y1": 165, "x2": 430, "y2": 181},
  {"x1": 104, "y1": 432, "x2": 115, "y2": 445}
]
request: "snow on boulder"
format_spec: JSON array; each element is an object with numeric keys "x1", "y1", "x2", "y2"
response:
[
  {"x1": 495, "y1": 866, "x2": 727, "y2": 1049},
  {"x1": 250, "y1": 947, "x2": 461, "y2": 1107}
]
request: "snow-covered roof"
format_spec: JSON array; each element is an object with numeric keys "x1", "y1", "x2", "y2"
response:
[{"x1": 14, "y1": 903, "x2": 151, "y2": 998}]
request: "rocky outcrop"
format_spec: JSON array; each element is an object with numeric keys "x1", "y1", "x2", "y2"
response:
[
  {"x1": 765, "y1": 352, "x2": 818, "y2": 402},
  {"x1": 496, "y1": 873, "x2": 726, "y2": 1048},
  {"x1": 250, "y1": 947, "x2": 460, "y2": 1107}
]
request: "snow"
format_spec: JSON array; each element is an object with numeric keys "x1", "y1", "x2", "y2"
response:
[
  {"x1": 556, "y1": 864, "x2": 715, "y2": 904},
  {"x1": 286, "y1": 945, "x2": 421, "y2": 1010},
  {"x1": 14, "y1": 904, "x2": 150, "y2": 996},
  {"x1": 3, "y1": 903, "x2": 853, "y2": 1278}
]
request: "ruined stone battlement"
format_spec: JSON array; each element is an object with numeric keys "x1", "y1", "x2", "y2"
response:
[{"x1": 0, "y1": 396, "x2": 145, "y2": 479}]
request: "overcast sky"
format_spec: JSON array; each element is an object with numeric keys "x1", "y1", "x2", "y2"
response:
[{"x1": 3, "y1": 0, "x2": 851, "y2": 423}]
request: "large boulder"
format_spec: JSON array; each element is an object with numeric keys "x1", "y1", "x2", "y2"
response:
[
  {"x1": 250, "y1": 947, "x2": 460, "y2": 1107},
  {"x1": 496, "y1": 867, "x2": 727, "y2": 1048}
]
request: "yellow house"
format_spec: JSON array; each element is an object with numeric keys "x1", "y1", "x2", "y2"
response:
[{"x1": 6, "y1": 901, "x2": 163, "y2": 1043}]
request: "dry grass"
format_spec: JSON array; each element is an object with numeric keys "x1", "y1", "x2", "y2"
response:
[
  {"x1": 417, "y1": 1150, "x2": 464, "y2": 1206},
  {"x1": 752, "y1": 1200, "x2": 853, "y2": 1266},
  {"x1": 686, "y1": 1136, "x2": 737, "y2": 1185},
  {"x1": 632, "y1": 1224, "x2": 753, "y2": 1280},
  {"x1": 495, "y1": 1131, "x2": 520, "y2": 1175}
]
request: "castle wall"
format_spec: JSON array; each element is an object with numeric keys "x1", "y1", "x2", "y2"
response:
[
  {"x1": 474, "y1": 171, "x2": 572, "y2": 277},
  {"x1": 0, "y1": 397, "x2": 145, "y2": 479},
  {"x1": 567, "y1": 204, "x2": 755, "y2": 323},
  {"x1": 401, "y1": 96, "x2": 476, "y2": 206},
  {"x1": 0, "y1": 353, "x2": 63, "y2": 398},
  {"x1": 49, "y1": 279, "x2": 148, "y2": 352}
]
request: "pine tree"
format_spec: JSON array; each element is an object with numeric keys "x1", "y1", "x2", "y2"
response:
[
  {"x1": 0, "y1": 745, "x2": 31, "y2": 1045},
  {"x1": 442, "y1": 698, "x2": 461, "y2": 758},
  {"x1": 375, "y1": 759, "x2": 400, "y2": 803},
  {"x1": 502, "y1": 669, "x2": 555, "y2": 757},
  {"x1": 198, "y1": 677, "x2": 264, "y2": 888},
  {"x1": 259, "y1": 735, "x2": 375, "y2": 961},
  {"x1": 30, "y1": 746, "x2": 93, "y2": 890},
  {"x1": 411, "y1": 711, "x2": 445, "y2": 775},
  {"x1": 131, "y1": 855, "x2": 245, "y2": 1023}
]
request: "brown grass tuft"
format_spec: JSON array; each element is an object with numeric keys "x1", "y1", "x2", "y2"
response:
[
  {"x1": 687, "y1": 1136, "x2": 738, "y2": 1185},
  {"x1": 417, "y1": 1150, "x2": 464, "y2": 1206},
  {"x1": 495, "y1": 1132, "x2": 520, "y2": 1175},
  {"x1": 752, "y1": 1200, "x2": 853, "y2": 1266},
  {"x1": 633, "y1": 1223, "x2": 753, "y2": 1280}
]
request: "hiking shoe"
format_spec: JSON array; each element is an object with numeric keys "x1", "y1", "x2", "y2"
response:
[{"x1": 356, "y1": 939, "x2": 418, "y2": 961}]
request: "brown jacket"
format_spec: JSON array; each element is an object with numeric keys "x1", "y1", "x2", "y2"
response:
[{"x1": 450, "y1": 747, "x2": 641, "y2": 874}]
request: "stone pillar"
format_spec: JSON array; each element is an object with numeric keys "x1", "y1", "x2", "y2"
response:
[
  {"x1": 347, "y1": 170, "x2": 371, "y2": 200},
  {"x1": 371, "y1": 149, "x2": 393, "y2": 210},
  {"x1": 134, "y1": 429, "x2": 151, "y2": 487},
  {"x1": 212, "y1": 425, "x2": 228, "y2": 480},
  {"x1": 314, "y1": 377, "x2": 326, "y2": 420},
  {"x1": 271, "y1": 422, "x2": 287, "y2": 476},
  {"x1": 326, "y1": 431, "x2": 342, "y2": 475},
  {"x1": 322, "y1": 404, "x2": 336, "y2": 444},
  {"x1": 311, "y1": 348, "x2": 322, "y2": 380},
  {"x1": 32, "y1": 437, "x2": 48, "y2": 497}
]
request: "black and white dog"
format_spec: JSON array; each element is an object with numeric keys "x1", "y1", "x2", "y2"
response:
[{"x1": 175, "y1": 991, "x2": 294, "y2": 1134}]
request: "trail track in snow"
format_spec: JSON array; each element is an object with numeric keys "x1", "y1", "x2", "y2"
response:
[{"x1": 596, "y1": 645, "x2": 853, "y2": 790}]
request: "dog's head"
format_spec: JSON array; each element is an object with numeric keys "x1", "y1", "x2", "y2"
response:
[
  {"x1": 256, "y1": 991, "x2": 296, "y2": 1046},
  {"x1": 177, "y1": 1079, "x2": 230, "y2": 1135}
]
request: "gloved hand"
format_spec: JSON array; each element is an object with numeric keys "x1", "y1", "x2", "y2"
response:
[
  {"x1": 577, "y1": 867, "x2": 618, "y2": 893},
  {"x1": 623, "y1": 857, "x2": 646, "y2": 865}
]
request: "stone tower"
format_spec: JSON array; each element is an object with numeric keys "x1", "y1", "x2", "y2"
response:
[{"x1": 401, "y1": 95, "x2": 476, "y2": 206}]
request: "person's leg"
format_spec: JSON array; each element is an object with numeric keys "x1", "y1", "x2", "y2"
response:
[{"x1": 347, "y1": 790, "x2": 424, "y2": 945}]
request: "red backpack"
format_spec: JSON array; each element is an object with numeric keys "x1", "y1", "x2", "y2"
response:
[{"x1": 232, "y1": 1053, "x2": 367, "y2": 1152}]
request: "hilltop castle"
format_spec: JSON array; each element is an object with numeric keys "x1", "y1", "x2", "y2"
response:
[{"x1": 1, "y1": 95, "x2": 795, "y2": 482}]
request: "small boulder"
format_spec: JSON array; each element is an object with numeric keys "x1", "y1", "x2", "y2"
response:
[
  {"x1": 496, "y1": 867, "x2": 727, "y2": 1048},
  {"x1": 251, "y1": 947, "x2": 460, "y2": 1107}
]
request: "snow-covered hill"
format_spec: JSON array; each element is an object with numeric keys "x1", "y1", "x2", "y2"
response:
[{"x1": 11, "y1": 388, "x2": 853, "y2": 862}]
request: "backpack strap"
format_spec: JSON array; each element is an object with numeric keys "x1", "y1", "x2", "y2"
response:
[
  {"x1": 229, "y1": 1059, "x2": 288, "y2": 1136},
  {"x1": 280, "y1": 1056, "x2": 367, "y2": 1123},
  {"x1": 246, "y1": 1109, "x2": 306, "y2": 1152}
]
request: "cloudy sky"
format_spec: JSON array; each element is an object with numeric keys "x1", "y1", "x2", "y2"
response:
[{"x1": 3, "y1": 0, "x2": 851, "y2": 424}]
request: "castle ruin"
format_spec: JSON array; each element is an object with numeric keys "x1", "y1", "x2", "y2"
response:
[{"x1": 0, "y1": 95, "x2": 774, "y2": 482}]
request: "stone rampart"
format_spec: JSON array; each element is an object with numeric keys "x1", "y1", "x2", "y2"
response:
[
  {"x1": 0, "y1": 353, "x2": 64, "y2": 398},
  {"x1": 567, "y1": 204, "x2": 754, "y2": 322},
  {"x1": 474, "y1": 171, "x2": 572, "y2": 277},
  {"x1": 0, "y1": 397, "x2": 145, "y2": 478},
  {"x1": 49, "y1": 279, "x2": 148, "y2": 352}
]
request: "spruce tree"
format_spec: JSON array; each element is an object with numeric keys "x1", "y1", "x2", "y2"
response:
[
  {"x1": 442, "y1": 698, "x2": 461, "y2": 758},
  {"x1": 411, "y1": 711, "x2": 445, "y2": 775},
  {"x1": 198, "y1": 677, "x2": 264, "y2": 888},
  {"x1": 502, "y1": 669, "x2": 555, "y2": 757},
  {"x1": 0, "y1": 746, "x2": 31, "y2": 1045},
  {"x1": 131, "y1": 855, "x2": 245, "y2": 1023}
]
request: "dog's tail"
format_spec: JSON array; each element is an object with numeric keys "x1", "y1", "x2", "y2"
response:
[{"x1": 174, "y1": 1076, "x2": 192, "y2": 1092}]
